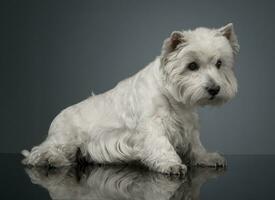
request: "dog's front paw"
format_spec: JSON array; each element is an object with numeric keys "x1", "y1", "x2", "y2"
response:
[
  {"x1": 158, "y1": 163, "x2": 187, "y2": 175},
  {"x1": 194, "y1": 152, "x2": 226, "y2": 168}
]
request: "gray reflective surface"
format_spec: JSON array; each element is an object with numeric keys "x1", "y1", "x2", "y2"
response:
[{"x1": 1, "y1": 154, "x2": 275, "y2": 199}]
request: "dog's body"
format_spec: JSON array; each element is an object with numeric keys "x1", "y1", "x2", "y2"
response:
[{"x1": 22, "y1": 24, "x2": 239, "y2": 175}]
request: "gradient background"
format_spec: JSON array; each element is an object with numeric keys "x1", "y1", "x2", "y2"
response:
[{"x1": 1, "y1": 0, "x2": 275, "y2": 154}]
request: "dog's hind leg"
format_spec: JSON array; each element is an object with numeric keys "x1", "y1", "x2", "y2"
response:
[{"x1": 22, "y1": 139, "x2": 78, "y2": 167}]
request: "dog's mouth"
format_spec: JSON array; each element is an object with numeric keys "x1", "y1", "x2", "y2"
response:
[
  {"x1": 196, "y1": 96, "x2": 225, "y2": 106},
  {"x1": 209, "y1": 96, "x2": 216, "y2": 100}
]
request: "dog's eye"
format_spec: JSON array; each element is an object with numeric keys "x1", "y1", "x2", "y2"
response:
[
  {"x1": 187, "y1": 62, "x2": 199, "y2": 71},
  {"x1": 216, "y1": 59, "x2": 222, "y2": 69}
]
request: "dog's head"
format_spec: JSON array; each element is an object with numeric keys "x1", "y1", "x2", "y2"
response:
[{"x1": 160, "y1": 23, "x2": 239, "y2": 106}]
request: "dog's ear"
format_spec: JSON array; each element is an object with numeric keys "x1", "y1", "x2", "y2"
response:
[
  {"x1": 161, "y1": 31, "x2": 185, "y2": 57},
  {"x1": 219, "y1": 23, "x2": 240, "y2": 55}
]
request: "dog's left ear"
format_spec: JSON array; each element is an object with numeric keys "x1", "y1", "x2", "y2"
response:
[
  {"x1": 219, "y1": 23, "x2": 240, "y2": 55},
  {"x1": 161, "y1": 31, "x2": 185, "y2": 57}
]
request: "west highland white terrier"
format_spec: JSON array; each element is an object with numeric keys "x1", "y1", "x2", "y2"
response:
[{"x1": 22, "y1": 23, "x2": 239, "y2": 175}]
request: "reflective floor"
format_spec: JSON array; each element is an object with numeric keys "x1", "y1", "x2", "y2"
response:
[{"x1": 1, "y1": 154, "x2": 275, "y2": 199}]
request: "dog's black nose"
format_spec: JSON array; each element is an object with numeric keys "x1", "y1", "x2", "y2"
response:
[{"x1": 207, "y1": 85, "x2": 220, "y2": 96}]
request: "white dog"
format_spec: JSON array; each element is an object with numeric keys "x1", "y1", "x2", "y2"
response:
[{"x1": 22, "y1": 23, "x2": 239, "y2": 175}]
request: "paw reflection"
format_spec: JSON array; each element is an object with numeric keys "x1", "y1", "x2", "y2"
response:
[{"x1": 25, "y1": 165, "x2": 225, "y2": 200}]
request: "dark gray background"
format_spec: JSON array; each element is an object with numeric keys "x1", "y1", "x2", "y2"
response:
[{"x1": 1, "y1": 0, "x2": 274, "y2": 154}]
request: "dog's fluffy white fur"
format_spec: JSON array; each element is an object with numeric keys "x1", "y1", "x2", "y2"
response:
[{"x1": 22, "y1": 23, "x2": 239, "y2": 175}]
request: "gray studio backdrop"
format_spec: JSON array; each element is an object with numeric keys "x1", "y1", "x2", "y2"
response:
[{"x1": 1, "y1": 0, "x2": 275, "y2": 154}]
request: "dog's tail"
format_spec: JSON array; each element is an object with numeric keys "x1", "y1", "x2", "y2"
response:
[
  {"x1": 21, "y1": 149, "x2": 31, "y2": 165},
  {"x1": 21, "y1": 149, "x2": 30, "y2": 157}
]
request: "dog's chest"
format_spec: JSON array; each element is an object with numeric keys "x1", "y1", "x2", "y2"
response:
[
  {"x1": 162, "y1": 108, "x2": 197, "y2": 155},
  {"x1": 163, "y1": 108, "x2": 198, "y2": 154}
]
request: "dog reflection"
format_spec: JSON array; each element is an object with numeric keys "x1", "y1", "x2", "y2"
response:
[{"x1": 25, "y1": 165, "x2": 224, "y2": 200}]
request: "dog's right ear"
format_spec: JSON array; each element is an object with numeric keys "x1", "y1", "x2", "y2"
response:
[{"x1": 161, "y1": 31, "x2": 185, "y2": 57}]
